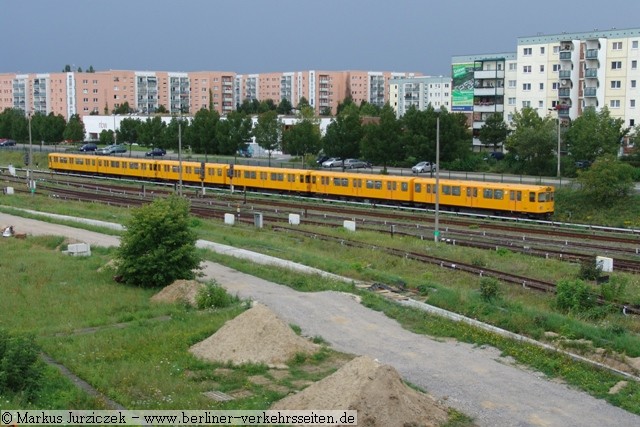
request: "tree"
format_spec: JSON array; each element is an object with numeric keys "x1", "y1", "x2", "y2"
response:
[
  {"x1": 118, "y1": 118, "x2": 142, "y2": 145},
  {"x1": 185, "y1": 108, "x2": 220, "y2": 155},
  {"x1": 116, "y1": 195, "x2": 201, "y2": 288},
  {"x1": 63, "y1": 114, "x2": 85, "y2": 142},
  {"x1": 137, "y1": 116, "x2": 168, "y2": 149},
  {"x1": 156, "y1": 105, "x2": 168, "y2": 114},
  {"x1": 575, "y1": 154, "x2": 635, "y2": 204},
  {"x1": 281, "y1": 118, "x2": 321, "y2": 159},
  {"x1": 217, "y1": 111, "x2": 253, "y2": 156},
  {"x1": 563, "y1": 106, "x2": 627, "y2": 163},
  {"x1": 478, "y1": 113, "x2": 510, "y2": 151},
  {"x1": 253, "y1": 110, "x2": 281, "y2": 165},
  {"x1": 42, "y1": 113, "x2": 67, "y2": 143},
  {"x1": 360, "y1": 104, "x2": 402, "y2": 170},
  {"x1": 276, "y1": 98, "x2": 293, "y2": 115},
  {"x1": 322, "y1": 103, "x2": 362, "y2": 166},
  {"x1": 114, "y1": 102, "x2": 132, "y2": 114},
  {"x1": 504, "y1": 107, "x2": 556, "y2": 175}
]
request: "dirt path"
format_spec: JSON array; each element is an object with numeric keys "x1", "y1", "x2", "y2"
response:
[{"x1": 3, "y1": 212, "x2": 640, "y2": 427}]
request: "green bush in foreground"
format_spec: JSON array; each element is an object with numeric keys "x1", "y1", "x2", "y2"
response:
[
  {"x1": 0, "y1": 329, "x2": 44, "y2": 399},
  {"x1": 196, "y1": 281, "x2": 241, "y2": 309}
]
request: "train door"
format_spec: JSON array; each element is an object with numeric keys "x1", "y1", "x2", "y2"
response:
[
  {"x1": 510, "y1": 190, "x2": 522, "y2": 212},
  {"x1": 465, "y1": 186, "x2": 477, "y2": 208}
]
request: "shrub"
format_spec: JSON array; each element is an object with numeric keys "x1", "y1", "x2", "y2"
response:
[
  {"x1": 0, "y1": 329, "x2": 44, "y2": 399},
  {"x1": 577, "y1": 257, "x2": 602, "y2": 281},
  {"x1": 479, "y1": 278, "x2": 500, "y2": 302},
  {"x1": 555, "y1": 279, "x2": 597, "y2": 313},
  {"x1": 195, "y1": 281, "x2": 240, "y2": 309}
]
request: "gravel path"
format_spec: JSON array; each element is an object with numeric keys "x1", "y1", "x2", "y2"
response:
[{"x1": 3, "y1": 211, "x2": 640, "y2": 427}]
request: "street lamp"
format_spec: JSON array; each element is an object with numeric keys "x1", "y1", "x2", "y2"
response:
[
  {"x1": 434, "y1": 114, "x2": 440, "y2": 243},
  {"x1": 27, "y1": 112, "x2": 33, "y2": 194},
  {"x1": 113, "y1": 113, "x2": 117, "y2": 146},
  {"x1": 178, "y1": 109, "x2": 183, "y2": 196},
  {"x1": 548, "y1": 107, "x2": 561, "y2": 178}
]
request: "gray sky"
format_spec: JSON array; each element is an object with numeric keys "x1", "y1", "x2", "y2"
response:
[{"x1": 3, "y1": 0, "x2": 639, "y2": 76}]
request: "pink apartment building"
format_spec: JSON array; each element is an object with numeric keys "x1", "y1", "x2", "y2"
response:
[{"x1": 0, "y1": 69, "x2": 421, "y2": 120}]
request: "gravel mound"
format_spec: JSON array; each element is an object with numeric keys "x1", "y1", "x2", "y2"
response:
[
  {"x1": 271, "y1": 355, "x2": 449, "y2": 427},
  {"x1": 189, "y1": 302, "x2": 319, "y2": 368},
  {"x1": 150, "y1": 279, "x2": 205, "y2": 307}
]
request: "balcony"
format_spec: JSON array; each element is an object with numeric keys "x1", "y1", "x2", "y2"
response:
[
  {"x1": 559, "y1": 51, "x2": 572, "y2": 60},
  {"x1": 559, "y1": 70, "x2": 572, "y2": 79},
  {"x1": 584, "y1": 87, "x2": 597, "y2": 97},
  {"x1": 474, "y1": 87, "x2": 504, "y2": 96},
  {"x1": 558, "y1": 109, "x2": 571, "y2": 117},
  {"x1": 584, "y1": 68, "x2": 598, "y2": 78},
  {"x1": 585, "y1": 49, "x2": 599, "y2": 59},
  {"x1": 474, "y1": 70, "x2": 505, "y2": 79},
  {"x1": 474, "y1": 103, "x2": 504, "y2": 113},
  {"x1": 558, "y1": 88, "x2": 571, "y2": 97}
]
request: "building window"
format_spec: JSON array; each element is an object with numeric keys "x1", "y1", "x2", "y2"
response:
[
  {"x1": 523, "y1": 65, "x2": 532, "y2": 73},
  {"x1": 539, "y1": 65, "x2": 545, "y2": 72},
  {"x1": 553, "y1": 64, "x2": 560, "y2": 72},
  {"x1": 612, "y1": 41, "x2": 623, "y2": 50},
  {"x1": 522, "y1": 101, "x2": 531, "y2": 108},
  {"x1": 539, "y1": 83, "x2": 544, "y2": 90},
  {"x1": 538, "y1": 100, "x2": 544, "y2": 108},
  {"x1": 508, "y1": 80, "x2": 516, "y2": 88},
  {"x1": 611, "y1": 80, "x2": 621, "y2": 89},
  {"x1": 523, "y1": 47, "x2": 532, "y2": 55},
  {"x1": 632, "y1": 80, "x2": 637, "y2": 88},
  {"x1": 633, "y1": 60, "x2": 638, "y2": 70},
  {"x1": 633, "y1": 41, "x2": 639, "y2": 49},
  {"x1": 631, "y1": 99, "x2": 636, "y2": 108},
  {"x1": 540, "y1": 47, "x2": 545, "y2": 54},
  {"x1": 610, "y1": 100, "x2": 620, "y2": 108},
  {"x1": 553, "y1": 46, "x2": 560, "y2": 54},
  {"x1": 508, "y1": 97, "x2": 516, "y2": 105},
  {"x1": 552, "y1": 82, "x2": 558, "y2": 90},
  {"x1": 612, "y1": 61, "x2": 622, "y2": 69},
  {"x1": 523, "y1": 83, "x2": 531, "y2": 91},
  {"x1": 509, "y1": 63, "x2": 517, "y2": 71}
]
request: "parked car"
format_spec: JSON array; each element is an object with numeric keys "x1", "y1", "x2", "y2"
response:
[
  {"x1": 145, "y1": 147, "x2": 166, "y2": 157},
  {"x1": 483, "y1": 151, "x2": 505, "y2": 161},
  {"x1": 316, "y1": 155, "x2": 330, "y2": 165},
  {"x1": 343, "y1": 158, "x2": 371, "y2": 169},
  {"x1": 321, "y1": 157, "x2": 343, "y2": 168},
  {"x1": 412, "y1": 161, "x2": 434, "y2": 173},
  {"x1": 575, "y1": 160, "x2": 591, "y2": 169},
  {"x1": 79, "y1": 142, "x2": 97, "y2": 152},
  {"x1": 0, "y1": 139, "x2": 17, "y2": 147},
  {"x1": 96, "y1": 144, "x2": 127, "y2": 155}
]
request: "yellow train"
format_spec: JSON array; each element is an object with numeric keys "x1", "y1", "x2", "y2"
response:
[{"x1": 48, "y1": 153, "x2": 555, "y2": 218}]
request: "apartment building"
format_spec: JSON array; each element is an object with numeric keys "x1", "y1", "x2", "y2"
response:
[
  {"x1": 451, "y1": 53, "x2": 516, "y2": 148},
  {"x1": 515, "y1": 28, "x2": 640, "y2": 129},
  {"x1": 388, "y1": 75, "x2": 452, "y2": 118}
]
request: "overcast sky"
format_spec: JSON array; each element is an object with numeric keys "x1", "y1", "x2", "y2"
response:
[{"x1": 3, "y1": 0, "x2": 640, "y2": 76}]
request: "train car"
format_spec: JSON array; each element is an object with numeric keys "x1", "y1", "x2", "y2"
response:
[
  {"x1": 95, "y1": 155, "x2": 161, "y2": 180},
  {"x1": 155, "y1": 159, "x2": 210, "y2": 185},
  {"x1": 229, "y1": 165, "x2": 312, "y2": 194},
  {"x1": 413, "y1": 177, "x2": 554, "y2": 217},
  {"x1": 311, "y1": 170, "x2": 415, "y2": 203},
  {"x1": 48, "y1": 153, "x2": 100, "y2": 175}
]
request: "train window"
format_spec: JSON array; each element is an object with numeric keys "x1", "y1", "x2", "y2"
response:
[
  {"x1": 494, "y1": 189, "x2": 504, "y2": 200},
  {"x1": 322, "y1": 177, "x2": 329, "y2": 185},
  {"x1": 141, "y1": 164, "x2": 146, "y2": 170},
  {"x1": 172, "y1": 166, "x2": 179, "y2": 173},
  {"x1": 260, "y1": 172, "x2": 267, "y2": 180},
  {"x1": 427, "y1": 184, "x2": 431, "y2": 193},
  {"x1": 529, "y1": 192, "x2": 535, "y2": 202},
  {"x1": 375, "y1": 181, "x2": 382, "y2": 190},
  {"x1": 549, "y1": 192, "x2": 554, "y2": 201},
  {"x1": 442, "y1": 185, "x2": 450, "y2": 195},
  {"x1": 538, "y1": 192, "x2": 548, "y2": 202},
  {"x1": 92, "y1": 159, "x2": 95, "y2": 166},
  {"x1": 311, "y1": 176, "x2": 316, "y2": 184},
  {"x1": 75, "y1": 158, "x2": 83, "y2": 165},
  {"x1": 111, "y1": 161, "x2": 120, "y2": 168},
  {"x1": 366, "y1": 180, "x2": 374, "y2": 189},
  {"x1": 483, "y1": 189, "x2": 493, "y2": 199},
  {"x1": 287, "y1": 174, "x2": 295, "y2": 183},
  {"x1": 353, "y1": 178, "x2": 361, "y2": 188},
  {"x1": 452, "y1": 186, "x2": 461, "y2": 196},
  {"x1": 414, "y1": 183, "x2": 421, "y2": 193},
  {"x1": 387, "y1": 182, "x2": 396, "y2": 191},
  {"x1": 186, "y1": 167, "x2": 192, "y2": 174},
  {"x1": 129, "y1": 163, "x2": 139, "y2": 170},
  {"x1": 401, "y1": 182, "x2": 408, "y2": 191}
]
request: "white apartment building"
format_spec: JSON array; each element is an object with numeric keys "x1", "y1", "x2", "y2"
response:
[
  {"x1": 388, "y1": 75, "x2": 452, "y2": 118},
  {"x1": 515, "y1": 28, "x2": 640, "y2": 128}
]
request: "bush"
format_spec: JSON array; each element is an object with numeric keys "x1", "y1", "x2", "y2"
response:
[
  {"x1": 555, "y1": 279, "x2": 597, "y2": 313},
  {"x1": 479, "y1": 278, "x2": 500, "y2": 302},
  {"x1": 0, "y1": 329, "x2": 44, "y2": 399},
  {"x1": 195, "y1": 281, "x2": 240, "y2": 309},
  {"x1": 578, "y1": 257, "x2": 602, "y2": 281}
]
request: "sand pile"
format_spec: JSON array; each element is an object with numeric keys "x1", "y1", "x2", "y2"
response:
[
  {"x1": 189, "y1": 302, "x2": 319, "y2": 368},
  {"x1": 271, "y1": 355, "x2": 449, "y2": 427},
  {"x1": 151, "y1": 279, "x2": 205, "y2": 307}
]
